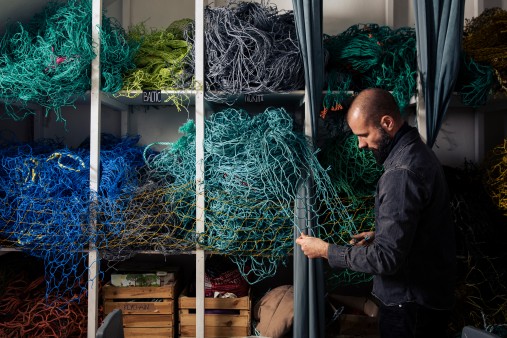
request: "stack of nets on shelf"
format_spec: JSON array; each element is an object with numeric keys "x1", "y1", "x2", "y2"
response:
[
  {"x1": 142, "y1": 107, "x2": 376, "y2": 285},
  {"x1": 457, "y1": 7, "x2": 507, "y2": 107},
  {"x1": 0, "y1": 109, "x2": 381, "y2": 290},
  {"x1": 0, "y1": 0, "x2": 138, "y2": 122},
  {"x1": 200, "y1": 1, "x2": 304, "y2": 104},
  {"x1": 0, "y1": 133, "x2": 151, "y2": 298},
  {"x1": 322, "y1": 24, "x2": 417, "y2": 117},
  {"x1": 117, "y1": 19, "x2": 194, "y2": 109}
]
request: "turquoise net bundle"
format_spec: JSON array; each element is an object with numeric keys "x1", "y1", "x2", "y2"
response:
[
  {"x1": 0, "y1": 0, "x2": 138, "y2": 122},
  {"x1": 319, "y1": 128, "x2": 384, "y2": 288},
  {"x1": 322, "y1": 24, "x2": 417, "y2": 117},
  {"x1": 144, "y1": 107, "x2": 366, "y2": 284},
  {"x1": 455, "y1": 54, "x2": 495, "y2": 107}
]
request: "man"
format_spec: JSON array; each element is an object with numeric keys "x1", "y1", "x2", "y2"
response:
[{"x1": 296, "y1": 88, "x2": 456, "y2": 338}]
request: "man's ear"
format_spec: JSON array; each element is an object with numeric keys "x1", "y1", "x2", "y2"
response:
[{"x1": 380, "y1": 115, "x2": 394, "y2": 132}]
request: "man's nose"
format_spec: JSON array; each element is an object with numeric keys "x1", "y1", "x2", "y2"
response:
[{"x1": 358, "y1": 138, "x2": 367, "y2": 149}]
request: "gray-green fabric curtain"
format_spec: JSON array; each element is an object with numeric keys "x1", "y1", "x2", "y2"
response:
[
  {"x1": 292, "y1": 1, "x2": 325, "y2": 337},
  {"x1": 414, "y1": 0, "x2": 464, "y2": 148}
]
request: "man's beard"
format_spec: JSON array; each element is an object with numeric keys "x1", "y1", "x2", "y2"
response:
[{"x1": 369, "y1": 127, "x2": 392, "y2": 165}]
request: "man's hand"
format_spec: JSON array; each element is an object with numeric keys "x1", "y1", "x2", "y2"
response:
[
  {"x1": 349, "y1": 231, "x2": 375, "y2": 246},
  {"x1": 295, "y1": 233, "x2": 329, "y2": 259}
]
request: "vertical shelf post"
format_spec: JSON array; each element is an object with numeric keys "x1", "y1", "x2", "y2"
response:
[
  {"x1": 385, "y1": 0, "x2": 394, "y2": 27},
  {"x1": 88, "y1": 0, "x2": 102, "y2": 336},
  {"x1": 195, "y1": 0, "x2": 206, "y2": 337},
  {"x1": 121, "y1": 0, "x2": 132, "y2": 137}
]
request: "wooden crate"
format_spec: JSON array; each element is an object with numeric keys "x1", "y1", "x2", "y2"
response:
[
  {"x1": 178, "y1": 289, "x2": 251, "y2": 338},
  {"x1": 103, "y1": 282, "x2": 179, "y2": 338}
]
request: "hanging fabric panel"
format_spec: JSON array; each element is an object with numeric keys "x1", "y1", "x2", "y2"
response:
[
  {"x1": 292, "y1": 1, "x2": 326, "y2": 337},
  {"x1": 414, "y1": 0, "x2": 465, "y2": 148}
]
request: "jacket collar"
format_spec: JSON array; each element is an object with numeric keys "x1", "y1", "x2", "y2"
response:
[{"x1": 384, "y1": 123, "x2": 420, "y2": 167}]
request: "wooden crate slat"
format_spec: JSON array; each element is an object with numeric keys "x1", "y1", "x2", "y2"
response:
[
  {"x1": 179, "y1": 309, "x2": 249, "y2": 316},
  {"x1": 105, "y1": 300, "x2": 174, "y2": 315},
  {"x1": 124, "y1": 326, "x2": 173, "y2": 338},
  {"x1": 179, "y1": 312, "x2": 249, "y2": 327},
  {"x1": 178, "y1": 295, "x2": 250, "y2": 310},
  {"x1": 177, "y1": 288, "x2": 251, "y2": 337},
  {"x1": 179, "y1": 324, "x2": 249, "y2": 337},
  {"x1": 103, "y1": 283, "x2": 178, "y2": 299},
  {"x1": 122, "y1": 314, "x2": 174, "y2": 328}
]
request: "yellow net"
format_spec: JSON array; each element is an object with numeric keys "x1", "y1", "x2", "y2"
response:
[{"x1": 484, "y1": 139, "x2": 507, "y2": 216}]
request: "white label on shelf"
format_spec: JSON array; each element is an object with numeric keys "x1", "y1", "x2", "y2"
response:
[
  {"x1": 244, "y1": 94, "x2": 264, "y2": 103},
  {"x1": 143, "y1": 90, "x2": 162, "y2": 103}
]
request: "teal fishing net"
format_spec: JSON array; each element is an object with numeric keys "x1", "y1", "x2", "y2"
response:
[
  {"x1": 319, "y1": 126, "x2": 384, "y2": 289},
  {"x1": 322, "y1": 24, "x2": 417, "y2": 117},
  {"x1": 0, "y1": 106, "x2": 384, "y2": 294},
  {"x1": 142, "y1": 107, "x2": 367, "y2": 284},
  {"x1": 0, "y1": 0, "x2": 138, "y2": 122}
]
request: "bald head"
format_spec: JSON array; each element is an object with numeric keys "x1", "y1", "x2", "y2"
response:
[{"x1": 347, "y1": 88, "x2": 403, "y2": 133}]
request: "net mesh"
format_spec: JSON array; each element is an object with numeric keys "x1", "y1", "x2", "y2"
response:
[
  {"x1": 463, "y1": 7, "x2": 507, "y2": 95},
  {"x1": 483, "y1": 139, "x2": 507, "y2": 216},
  {"x1": 115, "y1": 19, "x2": 194, "y2": 109},
  {"x1": 321, "y1": 24, "x2": 417, "y2": 118},
  {"x1": 198, "y1": 1, "x2": 304, "y2": 104},
  {"x1": 0, "y1": 0, "x2": 138, "y2": 122},
  {"x1": 446, "y1": 164, "x2": 507, "y2": 336},
  {"x1": 0, "y1": 106, "x2": 383, "y2": 295}
]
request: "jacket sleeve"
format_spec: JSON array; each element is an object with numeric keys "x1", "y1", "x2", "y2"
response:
[{"x1": 327, "y1": 168, "x2": 426, "y2": 275}]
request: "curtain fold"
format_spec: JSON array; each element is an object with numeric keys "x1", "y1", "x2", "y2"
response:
[
  {"x1": 292, "y1": 1, "x2": 325, "y2": 337},
  {"x1": 414, "y1": 0, "x2": 465, "y2": 148}
]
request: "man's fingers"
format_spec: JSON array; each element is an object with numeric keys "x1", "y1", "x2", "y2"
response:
[
  {"x1": 351, "y1": 232, "x2": 365, "y2": 239},
  {"x1": 296, "y1": 233, "x2": 307, "y2": 245}
]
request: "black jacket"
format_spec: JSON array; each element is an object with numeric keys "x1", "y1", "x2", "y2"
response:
[{"x1": 328, "y1": 126, "x2": 456, "y2": 310}]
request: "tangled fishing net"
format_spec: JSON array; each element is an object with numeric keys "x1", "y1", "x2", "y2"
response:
[
  {"x1": 319, "y1": 128, "x2": 383, "y2": 288},
  {"x1": 0, "y1": 104, "x2": 385, "y2": 291},
  {"x1": 322, "y1": 24, "x2": 417, "y2": 117},
  {"x1": 0, "y1": 134, "x2": 149, "y2": 298},
  {"x1": 0, "y1": 254, "x2": 89, "y2": 337},
  {"x1": 143, "y1": 107, "x2": 361, "y2": 283},
  {"x1": 445, "y1": 164, "x2": 507, "y2": 337},
  {"x1": 117, "y1": 19, "x2": 194, "y2": 109},
  {"x1": 200, "y1": 1, "x2": 304, "y2": 103},
  {"x1": 0, "y1": 0, "x2": 138, "y2": 122},
  {"x1": 455, "y1": 54, "x2": 495, "y2": 107},
  {"x1": 462, "y1": 8, "x2": 507, "y2": 99},
  {"x1": 483, "y1": 139, "x2": 507, "y2": 216}
]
